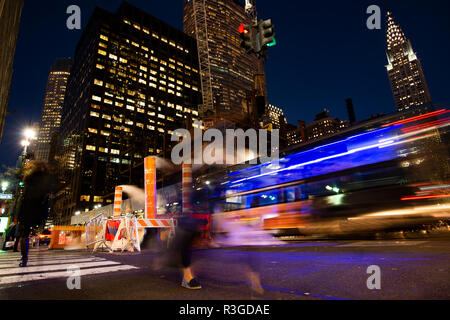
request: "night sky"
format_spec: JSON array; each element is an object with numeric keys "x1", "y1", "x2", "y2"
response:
[{"x1": 1, "y1": 0, "x2": 449, "y2": 169}]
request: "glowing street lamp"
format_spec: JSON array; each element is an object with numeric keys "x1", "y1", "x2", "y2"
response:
[
  {"x1": 24, "y1": 128, "x2": 36, "y2": 140},
  {"x1": 1, "y1": 181, "x2": 9, "y2": 193},
  {"x1": 21, "y1": 128, "x2": 36, "y2": 154}
]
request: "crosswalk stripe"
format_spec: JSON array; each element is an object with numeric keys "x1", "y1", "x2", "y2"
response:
[
  {"x1": 0, "y1": 261, "x2": 121, "y2": 276},
  {"x1": 0, "y1": 256, "x2": 96, "y2": 263},
  {"x1": 0, "y1": 265, "x2": 138, "y2": 285},
  {"x1": 0, "y1": 258, "x2": 106, "y2": 268}
]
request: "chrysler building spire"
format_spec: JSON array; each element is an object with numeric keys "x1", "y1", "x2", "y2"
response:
[{"x1": 385, "y1": 11, "x2": 432, "y2": 112}]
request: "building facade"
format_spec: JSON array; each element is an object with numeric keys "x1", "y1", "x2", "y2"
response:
[
  {"x1": 263, "y1": 104, "x2": 287, "y2": 129},
  {"x1": 0, "y1": 0, "x2": 24, "y2": 142},
  {"x1": 55, "y1": 2, "x2": 201, "y2": 223},
  {"x1": 35, "y1": 58, "x2": 72, "y2": 162},
  {"x1": 306, "y1": 109, "x2": 349, "y2": 142},
  {"x1": 385, "y1": 11, "x2": 432, "y2": 112},
  {"x1": 183, "y1": 0, "x2": 267, "y2": 126}
]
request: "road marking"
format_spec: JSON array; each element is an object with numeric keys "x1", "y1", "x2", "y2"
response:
[
  {"x1": 0, "y1": 261, "x2": 121, "y2": 276},
  {"x1": 339, "y1": 241, "x2": 427, "y2": 247},
  {"x1": 0, "y1": 251, "x2": 138, "y2": 285},
  {"x1": 0, "y1": 258, "x2": 106, "y2": 268},
  {"x1": 0, "y1": 265, "x2": 138, "y2": 285}
]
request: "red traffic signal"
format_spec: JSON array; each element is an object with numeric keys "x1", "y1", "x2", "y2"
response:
[{"x1": 239, "y1": 23, "x2": 249, "y2": 34}]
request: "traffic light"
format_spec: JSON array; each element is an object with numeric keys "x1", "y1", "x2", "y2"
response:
[
  {"x1": 257, "y1": 19, "x2": 276, "y2": 52},
  {"x1": 239, "y1": 23, "x2": 254, "y2": 53}
]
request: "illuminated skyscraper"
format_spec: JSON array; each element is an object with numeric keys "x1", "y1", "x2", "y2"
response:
[
  {"x1": 36, "y1": 58, "x2": 72, "y2": 161},
  {"x1": 55, "y1": 2, "x2": 201, "y2": 222},
  {"x1": 264, "y1": 104, "x2": 286, "y2": 129},
  {"x1": 0, "y1": 0, "x2": 24, "y2": 142},
  {"x1": 183, "y1": 0, "x2": 267, "y2": 127},
  {"x1": 385, "y1": 11, "x2": 432, "y2": 112}
]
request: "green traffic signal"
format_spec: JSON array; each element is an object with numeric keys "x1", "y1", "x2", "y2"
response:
[{"x1": 256, "y1": 19, "x2": 276, "y2": 52}]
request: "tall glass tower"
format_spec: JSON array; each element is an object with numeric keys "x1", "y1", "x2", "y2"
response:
[
  {"x1": 183, "y1": 0, "x2": 267, "y2": 127},
  {"x1": 385, "y1": 11, "x2": 432, "y2": 112},
  {"x1": 36, "y1": 58, "x2": 72, "y2": 161}
]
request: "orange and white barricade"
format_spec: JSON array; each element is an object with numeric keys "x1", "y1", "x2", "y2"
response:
[
  {"x1": 111, "y1": 215, "x2": 141, "y2": 252},
  {"x1": 137, "y1": 218, "x2": 176, "y2": 245},
  {"x1": 113, "y1": 186, "x2": 123, "y2": 218}
]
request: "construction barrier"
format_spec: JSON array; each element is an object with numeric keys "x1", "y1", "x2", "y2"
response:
[
  {"x1": 144, "y1": 156, "x2": 157, "y2": 219},
  {"x1": 86, "y1": 214, "x2": 141, "y2": 253},
  {"x1": 49, "y1": 226, "x2": 86, "y2": 250},
  {"x1": 113, "y1": 186, "x2": 123, "y2": 218},
  {"x1": 86, "y1": 212, "x2": 106, "y2": 248}
]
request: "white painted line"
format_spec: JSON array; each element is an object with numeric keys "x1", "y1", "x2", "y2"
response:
[
  {"x1": 0, "y1": 265, "x2": 138, "y2": 285},
  {"x1": 0, "y1": 255, "x2": 96, "y2": 262},
  {"x1": 0, "y1": 258, "x2": 106, "y2": 268},
  {"x1": 0, "y1": 261, "x2": 121, "y2": 276}
]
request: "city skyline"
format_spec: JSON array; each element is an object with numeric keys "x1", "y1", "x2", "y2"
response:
[{"x1": 1, "y1": 0, "x2": 450, "y2": 168}]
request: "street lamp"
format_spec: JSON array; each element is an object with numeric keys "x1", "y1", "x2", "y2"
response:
[
  {"x1": 1, "y1": 181, "x2": 9, "y2": 193},
  {"x1": 21, "y1": 128, "x2": 36, "y2": 155}
]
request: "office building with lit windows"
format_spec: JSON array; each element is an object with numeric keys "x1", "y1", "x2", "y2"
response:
[
  {"x1": 385, "y1": 11, "x2": 433, "y2": 112},
  {"x1": 306, "y1": 109, "x2": 349, "y2": 142},
  {"x1": 36, "y1": 58, "x2": 72, "y2": 162},
  {"x1": 55, "y1": 2, "x2": 201, "y2": 222},
  {"x1": 183, "y1": 0, "x2": 267, "y2": 127},
  {"x1": 264, "y1": 104, "x2": 287, "y2": 129},
  {"x1": 0, "y1": 0, "x2": 24, "y2": 142}
]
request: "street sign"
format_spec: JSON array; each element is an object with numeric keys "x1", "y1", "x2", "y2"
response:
[{"x1": 0, "y1": 194, "x2": 12, "y2": 200}]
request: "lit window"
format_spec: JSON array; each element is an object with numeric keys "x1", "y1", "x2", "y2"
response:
[
  {"x1": 86, "y1": 145, "x2": 96, "y2": 151},
  {"x1": 102, "y1": 114, "x2": 111, "y2": 120},
  {"x1": 94, "y1": 79, "x2": 103, "y2": 86},
  {"x1": 100, "y1": 130, "x2": 110, "y2": 136},
  {"x1": 92, "y1": 96, "x2": 101, "y2": 102},
  {"x1": 111, "y1": 149, "x2": 120, "y2": 155},
  {"x1": 143, "y1": 27, "x2": 150, "y2": 34},
  {"x1": 99, "y1": 147, "x2": 108, "y2": 153},
  {"x1": 96, "y1": 64, "x2": 105, "y2": 70},
  {"x1": 120, "y1": 57, "x2": 128, "y2": 64},
  {"x1": 88, "y1": 128, "x2": 98, "y2": 134},
  {"x1": 98, "y1": 49, "x2": 107, "y2": 56},
  {"x1": 100, "y1": 34, "x2": 109, "y2": 41},
  {"x1": 109, "y1": 54, "x2": 118, "y2": 60}
]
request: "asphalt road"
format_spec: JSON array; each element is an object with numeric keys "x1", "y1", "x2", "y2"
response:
[{"x1": 0, "y1": 234, "x2": 449, "y2": 301}]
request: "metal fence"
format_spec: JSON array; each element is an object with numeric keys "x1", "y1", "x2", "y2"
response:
[{"x1": 85, "y1": 212, "x2": 106, "y2": 247}]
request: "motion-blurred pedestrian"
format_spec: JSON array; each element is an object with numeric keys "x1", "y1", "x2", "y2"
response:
[
  {"x1": 167, "y1": 214, "x2": 203, "y2": 289},
  {"x1": 15, "y1": 161, "x2": 56, "y2": 267}
]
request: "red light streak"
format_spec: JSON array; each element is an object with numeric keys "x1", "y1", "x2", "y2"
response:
[
  {"x1": 401, "y1": 194, "x2": 450, "y2": 201},
  {"x1": 401, "y1": 117, "x2": 450, "y2": 133},
  {"x1": 382, "y1": 109, "x2": 449, "y2": 127}
]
